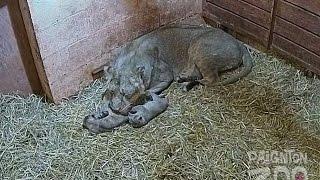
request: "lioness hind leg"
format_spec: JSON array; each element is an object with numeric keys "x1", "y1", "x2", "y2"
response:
[
  {"x1": 194, "y1": 56, "x2": 219, "y2": 87},
  {"x1": 197, "y1": 68, "x2": 218, "y2": 87},
  {"x1": 188, "y1": 40, "x2": 219, "y2": 87}
]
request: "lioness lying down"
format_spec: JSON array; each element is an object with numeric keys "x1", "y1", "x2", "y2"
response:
[{"x1": 83, "y1": 25, "x2": 253, "y2": 134}]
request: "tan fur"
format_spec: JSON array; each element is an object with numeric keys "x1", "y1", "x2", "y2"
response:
[{"x1": 83, "y1": 25, "x2": 254, "y2": 133}]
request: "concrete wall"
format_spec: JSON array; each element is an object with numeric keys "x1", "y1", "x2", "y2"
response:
[
  {"x1": 27, "y1": 0, "x2": 202, "y2": 102},
  {"x1": 0, "y1": 6, "x2": 32, "y2": 94}
]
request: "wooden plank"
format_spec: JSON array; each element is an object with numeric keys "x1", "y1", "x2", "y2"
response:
[
  {"x1": 7, "y1": 0, "x2": 44, "y2": 95},
  {"x1": 0, "y1": 5, "x2": 33, "y2": 94},
  {"x1": 277, "y1": 0, "x2": 320, "y2": 36},
  {"x1": 272, "y1": 46, "x2": 320, "y2": 75},
  {"x1": 207, "y1": 0, "x2": 272, "y2": 28},
  {"x1": 285, "y1": 0, "x2": 320, "y2": 16},
  {"x1": 203, "y1": 3, "x2": 270, "y2": 46},
  {"x1": 19, "y1": 0, "x2": 53, "y2": 100},
  {"x1": 274, "y1": 17, "x2": 320, "y2": 56},
  {"x1": 241, "y1": 0, "x2": 274, "y2": 12},
  {"x1": 267, "y1": 0, "x2": 280, "y2": 49},
  {"x1": 203, "y1": 17, "x2": 269, "y2": 52},
  {"x1": 272, "y1": 34, "x2": 320, "y2": 74}
]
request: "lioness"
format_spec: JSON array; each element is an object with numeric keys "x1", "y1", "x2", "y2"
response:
[{"x1": 83, "y1": 25, "x2": 253, "y2": 133}]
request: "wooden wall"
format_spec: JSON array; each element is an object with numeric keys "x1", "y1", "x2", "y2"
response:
[
  {"x1": 23, "y1": 0, "x2": 202, "y2": 102},
  {"x1": 271, "y1": 0, "x2": 320, "y2": 74},
  {"x1": 0, "y1": 5, "x2": 32, "y2": 94},
  {"x1": 203, "y1": 0, "x2": 320, "y2": 74},
  {"x1": 0, "y1": 0, "x2": 43, "y2": 95},
  {"x1": 203, "y1": 0, "x2": 273, "y2": 47},
  {"x1": 4, "y1": 0, "x2": 318, "y2": 101}
]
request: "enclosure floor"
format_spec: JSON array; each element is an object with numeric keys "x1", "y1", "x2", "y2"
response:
[{"x1": 1, "y1": 49, "x2": 320, "y2": 179}]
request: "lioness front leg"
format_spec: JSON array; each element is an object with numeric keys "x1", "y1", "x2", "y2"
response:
[
  {"x1": 128, "y1": 93, "x2": 168, "y2": 128},
  {"x1": 148, "y1": 81, "x2": 172, "y2": 94}
]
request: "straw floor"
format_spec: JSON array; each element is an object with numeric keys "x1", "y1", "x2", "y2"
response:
[{"x1": 1, "y1": 48, "x2": 320, "y2": 179}]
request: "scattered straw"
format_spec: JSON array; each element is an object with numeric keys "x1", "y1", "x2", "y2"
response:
[{"x1": 1, "y1": 48, "x2": 320, "y2": 179}]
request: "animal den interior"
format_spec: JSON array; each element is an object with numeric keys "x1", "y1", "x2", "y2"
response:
[{"x1": 1, "y1": 0, "x2": 320, "y2": 179}]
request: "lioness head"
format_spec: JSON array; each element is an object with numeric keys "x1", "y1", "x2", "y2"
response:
[{"x1": 102, "y1": 66, "x2": 147, "y2": 115}]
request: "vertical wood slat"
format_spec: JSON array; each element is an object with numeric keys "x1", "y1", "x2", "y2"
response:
[
  {"x1": 19, "y1": 0, "x2": 53, "y2": 100},
  {"x1": 6, "y1": 0, "x2": 44, "y2": 95},
  {"x1": 267, "y1": 0, "x2": 279, "y2": 49},
  {"x1": 1, "y1": 5, "x2": 33, "y2": 94}
]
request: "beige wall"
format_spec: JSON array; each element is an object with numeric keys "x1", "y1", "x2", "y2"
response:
[
  {"x1": 26, "y1": 0, "x2": 202, "y2": 102},
  {"x1": 0, "y1": 6, "x2": 32, "y2": 95}
]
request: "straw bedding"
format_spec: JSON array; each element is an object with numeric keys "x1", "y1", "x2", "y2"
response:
[{"x1": 1, "y1": 48, "x2": 319, "y2": 179}]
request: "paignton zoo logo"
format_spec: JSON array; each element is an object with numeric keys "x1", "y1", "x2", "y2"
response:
[{"x1": 247, "y1": 149, "x2": 308, "y2": 180}]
